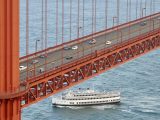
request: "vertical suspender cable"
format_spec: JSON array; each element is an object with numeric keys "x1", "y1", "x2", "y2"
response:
[
  {"x1": 105, "y1": 0, "x2": 108, "y2": 49},
  {"x1": 149, "y1": 0, "x2": 153, "y2": 33},
  {"x1": 61, "y1": 0, "x2": 64, "y2": 65},
  {"x1": 56, "y1": 0, "x2": 58, "y2": 45},
  {"x1": 150, "y1": 0, "x2": 153, "y2": 14},
  {"x1": 91, "y1": 0, "x2": 94, "y2": 54},
  {"x1": 94, "y1": 0, "x2": 97, "y2": 33},
  {"x1": 139, "y1": 0, "x2": 142, "y2": 36},
  {"x1": 153, "y1": 0, "x2": 155, "y2": 30},
  {"x1": 126, "y1": 0, "x2": 129, "y2": 42},
  {"x1": 45, "y1": 0, "x2": 48, "y2": 71},
  {"x1": 140, "y1": 0, "x2": 142, "y2": 18},
  {"x1": 70, "y1": 0, "x2": 72, "y2": 41},
  {"x1": 126, "y1": 0, "x2": 128, "y2": 22},
  {"x1": 117, "y1": 0, "x2": 119, "y2": 27},
  {"x1": 93, "y1": 0, "x2": 96, "y2": 52},
  {"x1": 153, "y1": 0, "x2": 155, "y2": 14},
  {"x1": 26, "y1": 0, "x2": 29, "y2": 80},
  {"x1": 117, "y1": 0, "x2": 119, "y2": 44},
  {"x1": 77, "y1": 0, "x2": 80, "y2": 38},
  {"x1": 41, "y1": 0, "x2": 44, "y2": 50},
  {"x1": 136, "y1": 0, "x2": 138, "y2": 19},
  {"x1": 144, "y1": 0, "x2": 148, "y2": 34},
  {"x1": 129, "y1": 0, "x2": 131, "y2": 40},
  {"x1": 145, "y1": 0, "x2": 147, "y2": 16},
  {"x1": 77, "y1": 0, "x2": 80, "y2": 58},
  {"x1": 91, "y1": 0, "x2": 95, "y2": 53},
  {"x1": 82, "y1": 0, "x2": 85, "y2": 56},
  {"x1": 105, "y1": 0, "x2": 108, "y2": 30}
]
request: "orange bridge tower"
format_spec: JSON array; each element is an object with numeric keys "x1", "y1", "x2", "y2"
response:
[{"x1": 0, "y1": 0, "x2": 21, "y2": 119}]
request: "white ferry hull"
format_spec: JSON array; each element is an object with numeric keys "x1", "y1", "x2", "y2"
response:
[
  {"x1": 53, "y1": 101, "x2": 120, "y2": 107},
  {"x1": 52, "y1": 96, "x2": 120, "y2": 107}
]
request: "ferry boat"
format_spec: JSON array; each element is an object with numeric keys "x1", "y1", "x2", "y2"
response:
[{"x1": 52, "y1": 89, "x2": 120, "y2": 107}]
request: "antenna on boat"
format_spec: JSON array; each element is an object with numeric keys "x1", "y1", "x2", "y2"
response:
[
  {"x1": 102, "y1": 83, "x2": 107, "y2": 92},
  {"x1": 92, "y1": 83, "x2": 95, "y2": 91}
]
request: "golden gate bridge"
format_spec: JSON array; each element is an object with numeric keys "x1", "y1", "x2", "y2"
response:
[{"x1": 0, "y1": 0, "x2": 160, "y2": 119}]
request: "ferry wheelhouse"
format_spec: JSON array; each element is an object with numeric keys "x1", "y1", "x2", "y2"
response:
[{"x1": 52, "y1": 89, "x2": 120, "y2": 106}]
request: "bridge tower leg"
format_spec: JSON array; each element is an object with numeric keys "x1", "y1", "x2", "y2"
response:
[{"x1": 0, "y1": 0, "x2": 21, "y2": 120}]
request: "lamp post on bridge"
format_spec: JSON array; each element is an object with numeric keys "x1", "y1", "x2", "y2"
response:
[
  {"x1": 77, "y1": 26, "x2": 85, "y2": 57},
  {"x1": 35, "y1": 39, "x2": 40, "y2": 54},
  {"x1": 33, "y1": 39, "x2": 40, "y2": 76},
  {"x1": 113, "y1": 16, "x2": 118, "y2": 27},
  {"x1": 142, "y1": 8, "x2": 146, "y2": 17}
]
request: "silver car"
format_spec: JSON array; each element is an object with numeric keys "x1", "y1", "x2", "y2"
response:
[{"x1": 32, "y1": 59, "x2": 39, "y2": 64}]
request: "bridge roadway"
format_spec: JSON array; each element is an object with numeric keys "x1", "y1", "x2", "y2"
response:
[{"x1": 20, "y1": 13, "x2": 160, "y2": 80}]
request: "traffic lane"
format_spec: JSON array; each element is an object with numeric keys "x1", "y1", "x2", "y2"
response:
[
  {"x1": 20, "y1": 15, "x2": 159, "y2": 65},
  {"x1": 19, "y1": 19, "x2": 158, "y2": 77},
  {"x1": 22, "y1": 32, "x2": 131, "y2": 80},
  {"x1": 19, "y1": 15, "x2": 160, "y2": 79},
  {"x1": 19, "y1": 25, "x2": 158, "y2": 80},
  {"x1": 51, "y1": 18, "x2": 160, "y2": 65},
  {"x1": 20, "y1": 39, "x2": 114, "y2": 80},
  {"x1": 19, "y1": 30, "x2": 145, "y2": 80},
  {"x1": 19, "y1": 15, "x2": 155, "y2": 65},
  {"x1": 19, "y1": 15, "x2": 157, "y2": 67}
]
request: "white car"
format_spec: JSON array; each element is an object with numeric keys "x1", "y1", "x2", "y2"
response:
[
  {"x1": 72, "y1": 45, "x2": 78, "y2": 50},
  {"x1": 19, "y1": 66, "x2": 27, "y2": 71},
  {"x1": 32, "y1": 59, "x2": 39, "y2": 64},
  {"x1": 39, "y1": 54, "x2": 47, "y2": 58},
  {"x1": 106, "y1": 41, "x2": 112, "y2": 45}
]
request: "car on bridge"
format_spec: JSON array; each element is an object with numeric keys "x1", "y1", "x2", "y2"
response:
[
  {"x1": 72, "y1": 45, "x2": 78, "y2": 50},
  {"x1": 19, "y1": 66, "x2": 27, "y2": 71},
  {"x1": 89, "y1": 39, "x2": 96, "y2": 44},
  {"x1": 140, "y1": 21, "x2": 147, "y2": 26},
  {"x1": 39, "y1": 68, "x2": 45, "y2": 73},
  {"x1": 106, "y1": 41, "x2": 112, "y2": 45},
  {"x1": 32, "y1": 59, "x2": 39, "y2": 64},
  {"x1": 64, "y1": 46, "x2": 72, "y2": 50},
  {"x1": 65, "y1": 56, "x2": 73, "y2": 60},
  {"x1": 39, "y1": 54, "x2": 47, "y2": 58}
]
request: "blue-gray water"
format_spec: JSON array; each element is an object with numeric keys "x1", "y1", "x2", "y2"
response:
[{"x1": 21, "y1": 0, "x2": 160, "y2": 120}]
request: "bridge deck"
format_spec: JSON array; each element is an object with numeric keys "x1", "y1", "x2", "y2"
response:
[{"x1": 20, "y1": 13, "x2": 160, "y2": 81}]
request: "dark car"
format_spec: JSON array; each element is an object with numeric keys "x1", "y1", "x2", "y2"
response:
[
  {"x1": 39, "y1": 54, "x2": 47, "y2": 58},
  {"x1": 64, "y1": 46, "x2": 72, "y2": 50},
  {"x1": 65, "y1": 56, "x2": 73, "y2": 60},
  {"x1": 89, "y1": 39, "x2": 96, "y2": 44},
  {"x1": 140, "y1": 21, "x2": 147, "y2": 26}
]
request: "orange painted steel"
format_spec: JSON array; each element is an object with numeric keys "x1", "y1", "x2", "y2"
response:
[
  {"x1": 0, "y1": 0, "x2": 26, "y2": 119},
  {"x1": 0, "y1": 0, "x2": 160, "y2": 119},
  {"x1": 21, "y1": 28, "x2": 160, "y2": 108}
]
